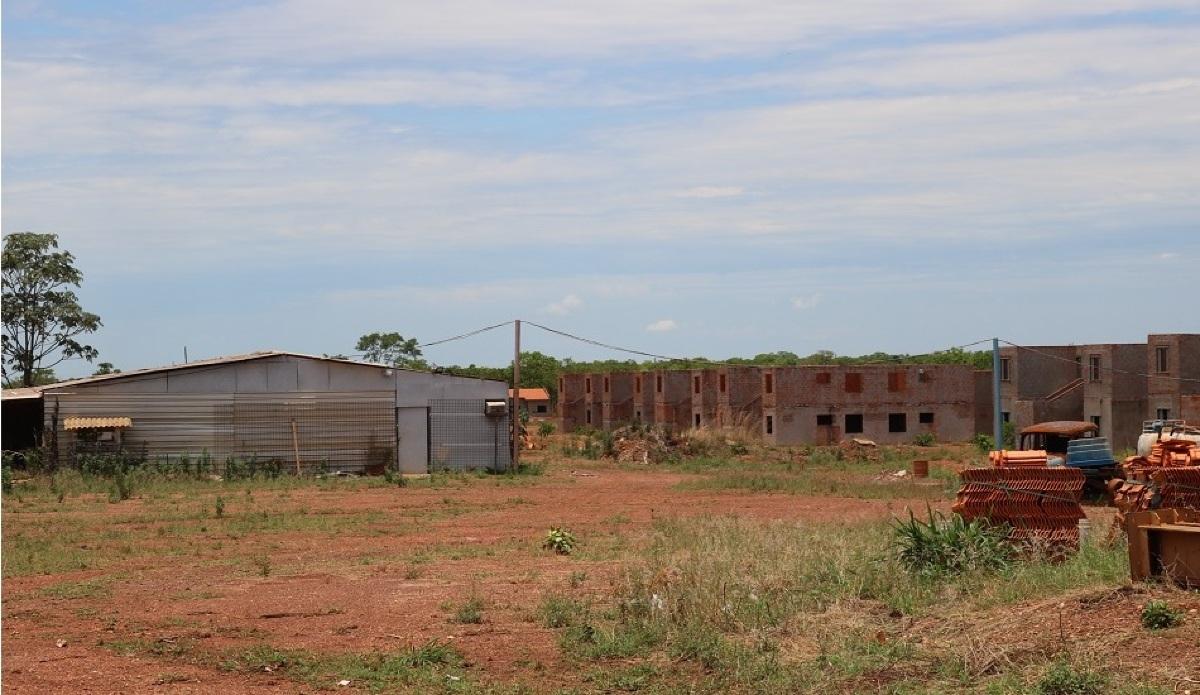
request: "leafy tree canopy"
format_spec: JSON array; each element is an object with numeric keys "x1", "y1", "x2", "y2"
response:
[
  {"x1": 2, "y1": 232, "x2": 101, "y2": 387},
  {"x1": 354, "y1": 332, "x2": 428, "y2": 370}
]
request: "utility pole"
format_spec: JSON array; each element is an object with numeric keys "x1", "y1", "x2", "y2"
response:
[
  {"x1": 992, "y1": 337, "x2": 1003, "y2": 450},
  {"x1": 184, "y1": 346, "x2": 189, "y2": 363},
  {"x1": 512, "y1": 319, "x2": 521, "y2": 471}
]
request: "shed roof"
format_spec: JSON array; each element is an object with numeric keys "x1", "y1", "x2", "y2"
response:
[
  {"x1": 510, "y1": 388, "x2": 550, "y2": 401},
  {"x1": 1, "y1": 387, "x2": 44, "y2": 401},
  {"x1": 14, "y1": 350, "x2": 454, "y2": 396}
]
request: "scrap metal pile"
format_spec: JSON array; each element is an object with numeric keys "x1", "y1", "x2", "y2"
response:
[
  {"x1": 953, "y1": 467, "x2": 1086, "y2": 549},
  {"x1": 1108, "y1": 439, "x2": 1200, "y2": 532}
]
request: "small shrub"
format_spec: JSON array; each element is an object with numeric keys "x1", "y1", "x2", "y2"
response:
[
  {"x1": 1, "y1": 465, "x2": 12, "y2": 494},
  {"x1": 540, "y1": 595, "x2": 585, "y2": 628},
  {"x1": 1140, "y1": 599, "x2": 1183, "y2": 630},
  {"x1": 107, "y1": 471, "x2": 133, "y2": 503},
  {"x1": 252, "y1": 555, "x2": 271, "y2": 577},
  {"x1": 913, "y1": 432, "x2": 936, "y2": 447},
  {"x1": 568, "y1": 570, "x2": 588, "y2": 588},
  {"x1": 972, "y1": 433, "x2": 994, "y2": 453},
  {"x1": 1036, "y1": 658, "x2": 1107, "y2": 695},
  {"x1": 383, "y1": 469, "x2": 407, "y2": 487},
  {"x1": 538, "y1": 421, "x2": 556, "y2": 436},
  {"x1": 893, "y1": 508, "x2": 1011, "y2": 576},
  {"x1": 214, "y1": 496, "x2": 225, "y2": 518},
  {"x1": 451, "y1": 597, "x2": 484, "y2": 624},
  {"x1": 544, "y1": 527, "x2": 578, "y2": 555}
]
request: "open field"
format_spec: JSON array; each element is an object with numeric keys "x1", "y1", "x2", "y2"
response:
[{"x1": 3, "y1": 437, "x2": 1197, "y2": 694}]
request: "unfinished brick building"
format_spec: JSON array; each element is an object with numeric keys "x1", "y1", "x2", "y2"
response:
[
  {"x1": 1080, "y1": 343, "x2": 1147, "y2": 450},
  {"x1": 690, "y1": 368, "x2": 720, "y2": 429},
  {"x1": 582, "y1": 373, "x2": 600, "y2": 429},
  {"x1": 556, "y1": 373, "x2": 587, "y2": 433},
  {"x1": 761, "y1": 364, "x2": 976, "y2": 445},
  {"x1": 998, "y1": 345, "x2": 1081, "y2": 438},
  {"x1": 632, "y1": 372, "x2": 655, "y2": 424},
  {"x1": 715, "y1": 366, "x2": 763, "y2": 429},
  {"x1": 652, "y1": 370, "x2": 692, "y2": 432},
  {"x1": 600, "y1": 372, "x2": 635, "y2": 429},
  {"x1": 1147, "y1": 333, "x2": 1200, "y2": 423}
]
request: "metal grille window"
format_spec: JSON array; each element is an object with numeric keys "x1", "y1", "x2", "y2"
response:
[{"x1": 428, "y1": 399, "x2": 511, "y2": 472}]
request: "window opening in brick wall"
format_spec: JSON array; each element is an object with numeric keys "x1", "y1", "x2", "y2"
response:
[
  {"x1": 845, "y1": 413, "x2": 863, "y2": 434},
  {"x1": 1157, "y1": 408, "x2": 1171, "y2": 420},
  {"x1": 656, "y1": 375, "x2": 663, "y2": 393},
  {"x1": 694, "y1": 412, "x2": 701, "y2": 427},
  {"x1": 765, "y1": 415, "x2": 774, "y2": 435},
  {"x1": 1090, "y1": 415, "x2": 1101, "y2": 429},
  {"x1": 1000, "y1": 358, "x2": 1011, "y2": 382},
  {"x1": 816, "y1": 372, "x2": 831, "y2": 385},
  {"x1": 816, "y1": 414, "x2": 833, "y2": 426},
  {"x1": 889, "y1": 413, "x2": 907, "y2": 433},
  {"x1": 764, "y1": 373, "x2": 773, "y2": 394},
  {"x1": 919, "y1": 412, "x2": 934, "y2": 424},
  {"x1": 1156, "y1": 346, "x2": 1169, "y2": 374},
  {"x1": 1089, "y1": 354, "x2": 1101, "y2": 382},
  {"x1": 694, "y1": 376, "x2": 700, "y2": 394},
  {"x1": 586, "y1": 409, "x2": 592, "y2": 424},
  {"x1": 604, "y1": 376, "x2": 610, "y2": 392},
  {"x1": 719, "y1": 373, "x2": 726, "y2": 392},
  {"x1": 844, "y1": 373, "x2": 862, "y2": 393},
  {"x1": 585, "y1": 378, "x2": 591, "y2": 394},
  {"x1": 635, "y1": 376, "x2": 641, "y2": 393}
]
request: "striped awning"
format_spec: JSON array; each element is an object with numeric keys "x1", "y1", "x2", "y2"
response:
[{"x1": 63, "y1": 416, "x2": 132, "y2": 430}]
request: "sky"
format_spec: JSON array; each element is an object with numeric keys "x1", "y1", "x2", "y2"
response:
[{"x1": 3, "y1": 0, "x2": 1199, "y2": 378}]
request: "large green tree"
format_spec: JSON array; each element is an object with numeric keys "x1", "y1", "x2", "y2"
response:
[
  {"x1": 2, "y1": 233, "x2": 102, "y2": 387},
  {"x1": 355, "y1": 332, "x2": 428, "y2": 370}
]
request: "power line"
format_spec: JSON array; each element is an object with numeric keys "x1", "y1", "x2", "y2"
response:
[
  {"x1": 420, "y1": 321, "x2": 514, "y2": 349},
  {"x1": 524, "y1": 320, "x2": 994, "y2": 368},
  {"x1": 999, "y1": 339, "x2": 1200, "y2": 384}
]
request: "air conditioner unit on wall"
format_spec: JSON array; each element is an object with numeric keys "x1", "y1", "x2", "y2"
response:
[{"x1": 484, "y1": 400, "x2": 508, "y2": 417}]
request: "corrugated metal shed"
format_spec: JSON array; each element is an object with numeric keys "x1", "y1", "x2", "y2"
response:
[{"x1": 40, "y1": 351, "x2": 508, "y2": 474}]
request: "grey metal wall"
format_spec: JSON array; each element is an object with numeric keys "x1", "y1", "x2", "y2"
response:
[
  {"x1": 428, "y1": 399, "x2": 511, "y2": 472},
  {"x1": 41, "y1": 354, "x2": 509, "y2": 474},
  {"x1": 45, "y1": 391, "x2": 396, "y2": 472}
]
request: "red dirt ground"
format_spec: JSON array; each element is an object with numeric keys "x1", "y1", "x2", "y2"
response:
[{"x1": 3, "y1": 457, "x2": 1196, "y2": 693}]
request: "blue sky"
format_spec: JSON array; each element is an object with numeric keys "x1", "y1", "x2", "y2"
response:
[{"x1": 3, "y1": 0, "x2": 1199, "y2": 377}]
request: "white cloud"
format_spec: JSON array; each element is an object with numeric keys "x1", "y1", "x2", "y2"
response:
[
  {"x1": 792, "y1": 293, "x2": 823, "y2": 310},
  {"x1": 675, "y1": 186, "x2": 744, "y2": 198},
  {"x1": 645, "y1": 319, "x2": 678, "y2": 332},
  {"x1": 544, "y1": 294, "x2": 584, "y2": 315}
]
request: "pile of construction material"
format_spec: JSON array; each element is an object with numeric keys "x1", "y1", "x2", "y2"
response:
[
  {"x1": 954, "y1": 467, "x2": 1086, "y2": 549},
  {"x1": 1108, "y1": 439, "x2": 1200, "y2": 533},
  {"x1": 987, "y1": 449, "x2": 1049, "y2": 467},
  {"x1": 611, "y1": 425, "x2": 678, "y2": 464}
]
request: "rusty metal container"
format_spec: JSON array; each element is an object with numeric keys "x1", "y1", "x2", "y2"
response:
[{"x1": 912, "y1": 459, "x2": 929, "y2": 478}]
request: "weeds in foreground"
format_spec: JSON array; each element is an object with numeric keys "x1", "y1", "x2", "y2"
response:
[
  {"x1": 451, "y1": 597, "x2": 484, "y2": 624},
  {"x1": 1035, "y1": 658, "x2": 1107, "y2": 695},
  {"x1": 1140, "y1": 599, "x2": 1183, "y2": 630},
  {"x1": 892, "y1": 508, "x2": 1012, "y2": 577},
  {"x1": 543, "y1": 527, "x2": 578, "y2": 555}
]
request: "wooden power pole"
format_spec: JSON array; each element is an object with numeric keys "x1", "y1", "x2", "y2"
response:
[{"x1": 512, "y1": 319, "x2": 521, "y2": 471}]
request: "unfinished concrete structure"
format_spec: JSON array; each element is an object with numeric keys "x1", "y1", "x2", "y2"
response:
[
  {"x1": 652, "y1": 370, "x2": 692, "y2": 432},
  {"x1": 556, "y1": 373, "x2": 587, "y2": 432},
  {"x1": 715, "y1": 366, "x2": 763, "y2": 429},
  {"x1": 690, "y1": 368, "x2": 720, "y2": 429},
  {"x1": 1080, "y1": 344, "x2": 1147, "y2": 450},
  {"x1": 761, "y1": 364, "x2": 976, "y2": 445},
  {"x1": 1147, "y1": 333, "x2": 1200, "y2": 424},
  {"x1": 600, "y1": 372, "x2": 636, "y2": 429},
  {"x1": 998, "y1": 345, "x2": 1081, "y2": 438},
  {"x1": 973, "y1": 370, "x2": 994, "y2": 437},
  {"x1": 632, "y1": 371, "x2": 655, "y2": 424},
  {"x1": 582, "y1": 373, "x2": 600, "y2": 429}
]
